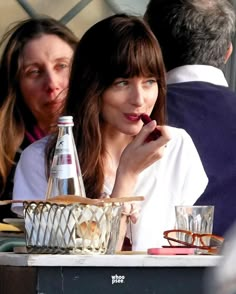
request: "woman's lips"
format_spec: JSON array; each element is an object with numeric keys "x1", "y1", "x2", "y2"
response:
[{"x1": 124, "y1": 113, "x2": 141, "y2": 122}]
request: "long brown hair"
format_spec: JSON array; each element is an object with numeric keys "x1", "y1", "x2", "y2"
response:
[
  {"x1": 47, "y1": 14, "x2": 167, "y2": 198},
  {"x1": 0, "y1": 17, "x2": 78, "y2": 196}
]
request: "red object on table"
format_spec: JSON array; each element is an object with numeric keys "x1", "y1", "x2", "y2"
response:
[{"x1": 147, "y1": 247, "x2": 195, "y2": 255}]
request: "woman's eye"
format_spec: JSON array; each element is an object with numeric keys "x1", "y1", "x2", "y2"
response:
[
  {"x1": 25, "y1": 68, "x2": 41, "y2": 77},
  {"x1": 115, "y1": 80, "x2": 128, "y2": 87},
  {"x1": 56, "y1": 63, "x2": 69, "y2": 70},
  {"x1": 145, "y1": 79, "x2": 157, "y2": 85}
]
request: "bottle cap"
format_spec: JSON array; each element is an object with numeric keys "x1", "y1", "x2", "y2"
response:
[{"x1": 58, "y1": 116, "x2": 74, "y2": 126}]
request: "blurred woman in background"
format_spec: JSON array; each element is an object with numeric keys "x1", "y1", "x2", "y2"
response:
[{"x1": 0, "y1": 16, "x2": 78, "y2": 220}]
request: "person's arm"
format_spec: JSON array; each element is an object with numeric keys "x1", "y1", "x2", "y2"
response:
[
  {"x1": 111, "y1": 122, "x2": 171, "y2": 250},
  {"x1": 12, "y1": 137, "x2": 48, "y2": 216}
]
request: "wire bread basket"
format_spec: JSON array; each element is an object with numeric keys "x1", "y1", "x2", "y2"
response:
[{"x1": 22, "y1": 195, "x2": 143, "y2": 254}]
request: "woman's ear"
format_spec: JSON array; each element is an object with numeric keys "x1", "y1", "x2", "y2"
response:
[{"x1": 225, "y1": 42, "x2": 233, "y2": 63}]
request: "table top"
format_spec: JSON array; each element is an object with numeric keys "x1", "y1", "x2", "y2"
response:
[{"x1": 0, "y1": 252, "x2": 221, "y2": 267}]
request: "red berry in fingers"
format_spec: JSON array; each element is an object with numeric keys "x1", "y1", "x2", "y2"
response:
[{"x1": 140, "y1": 113, "x2": 162, "y2": 142}]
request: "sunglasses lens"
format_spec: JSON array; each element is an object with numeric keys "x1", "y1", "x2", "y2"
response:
[
  {"x1": 201, "y1": 236, "x2": 223, "y2": 247},
  {"x1": 166, "y1": 231, "x2": 193, "y2": 246}
]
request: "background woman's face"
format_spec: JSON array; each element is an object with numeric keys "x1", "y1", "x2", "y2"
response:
[
  {"x1": 101, "y1": 76, "x2": 158, "y2": 137},
  {"x1": 19, "y1": 34, "x2": 74, "y2": 132}
]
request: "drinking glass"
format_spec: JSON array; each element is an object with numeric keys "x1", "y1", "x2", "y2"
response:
[{"x1": 175, "y1": 205, "x2": 214, "y2": 246}]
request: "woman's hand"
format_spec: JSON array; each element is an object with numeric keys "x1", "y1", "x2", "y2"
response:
[
  {"x1": 122, "y1": 121, "x2": 170, "y2": 171},
  {"x1": 112, "y1": 121, "x2": 171, "y2": 198}
]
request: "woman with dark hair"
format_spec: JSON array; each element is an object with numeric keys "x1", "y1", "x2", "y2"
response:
[
  {"x1": 13, "y1": 14, "x2": 208, "y2": 250},
  {"x1": 0, "y1": 17, "x2": 78, "y2": 220}
]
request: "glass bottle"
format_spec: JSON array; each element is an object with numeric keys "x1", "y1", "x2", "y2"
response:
[{"x1": 45, "y1": 116, "x2": 86, "y2": 199}]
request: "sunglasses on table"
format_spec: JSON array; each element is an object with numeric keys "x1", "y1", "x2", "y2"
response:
[{"x1": 163, "y1": 229, "x2": 224, "y2": 254}]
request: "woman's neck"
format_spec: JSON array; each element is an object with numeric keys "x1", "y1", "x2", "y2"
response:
[
  {"x1": 103, "y1": 131, "x2": 133, "y2": 186},
  {"x1": 37, "y1": 120, "x2": 56, "y2": 135},
  {"x1": 104, "y1": 131, "x2": 133, "y2": 160}
]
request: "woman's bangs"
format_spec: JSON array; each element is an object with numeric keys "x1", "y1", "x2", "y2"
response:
[{"x1": 113, "y1": 37, "x2": 160, "y2": 79}]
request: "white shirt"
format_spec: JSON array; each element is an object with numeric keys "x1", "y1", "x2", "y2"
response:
[
  {"x1": 12, "y1": 127, "x2": 208, "y2": 251},
  {"x1": 167, "y1": 65, "x2": 228, "y2": 86}
]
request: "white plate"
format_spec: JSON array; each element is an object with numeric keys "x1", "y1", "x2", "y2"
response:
[{"x1": 3, "y1": 218, "x2": 25, "y2": 230}]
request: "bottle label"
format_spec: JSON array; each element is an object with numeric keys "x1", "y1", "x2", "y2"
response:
[
  {"x1": 55, "y1": 134, "x2": 73, "y2": 155},
  {"x1": 51, "y1": 134, "x2": 77, "y2": 179},
  {"x1": 50, "y1": 164, "x2": 75, "y2": 179}
]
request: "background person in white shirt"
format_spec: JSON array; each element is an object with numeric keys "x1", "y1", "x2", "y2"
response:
[
  {"x1": 13, "y1": 14, "x2": 208, "y2": 251},
  {"x1": 145, "y1": 0, "x2": 236, "y2": 239}
]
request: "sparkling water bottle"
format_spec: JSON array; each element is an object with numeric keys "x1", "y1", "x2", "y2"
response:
[{"x1": 45, "y1": 116, "x2": 86, "y2": 199}]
